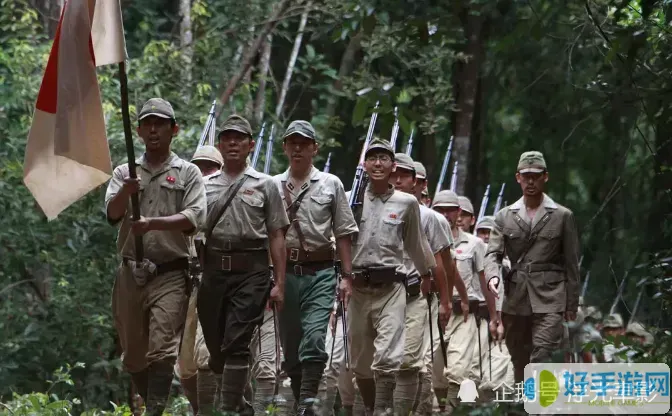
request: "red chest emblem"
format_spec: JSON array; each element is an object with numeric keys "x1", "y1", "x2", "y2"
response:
[
  {"x1": 243, "y1": 189, "x2": 254, "y2": 195},
  {"x1": 166, "y1": 176, "x2": 176, "y2": 183},
  {"x1": 389, "y1": 213, "x2": 398, "y2": 219},
  {"x1": 456, "y1": 249, "x2": 463, "y2": 254}
]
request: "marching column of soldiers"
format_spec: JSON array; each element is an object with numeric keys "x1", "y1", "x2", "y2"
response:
[{"x1": 107, "y1": 98, "x2": 656, "y2": 416}]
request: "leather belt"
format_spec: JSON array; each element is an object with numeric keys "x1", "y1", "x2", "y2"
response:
[
  {"x1": 452, "y1": 299, "x2": 482, "y2": 316},
  {"x1": 204, "y1": 249, "x2": 269, "y2": 273},
  {"x1": 352, "y1": 267, "x2": 405, "y2": 288},
  {"x1": 288, "y1": 260, "x2": 333, "y2": 277},
  {"x1": 122, "y1": 257, "x2": 189, "y2": 276},
  {"x1": 207, "y1": 238, "x2": 266, "y2": 252},
  {"x1": 512, "y1": 263, "x2": 564, "y2": 273},
  {"x1": 286, "y1": 247, "x2": 334, "y2": 263}
]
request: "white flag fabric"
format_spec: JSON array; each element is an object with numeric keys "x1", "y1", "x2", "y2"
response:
[{"x1": 23, "y1": 0, "x2": 126, "y2": 220}]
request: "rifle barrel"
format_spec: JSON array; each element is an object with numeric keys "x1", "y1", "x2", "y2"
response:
[
  {"x1": 263, "y1": 124, "x2": 276, "y2": 175},
  {"x1": 324, "y1": 152, "x2": 333, "y2": 173},
  {"x1": 477, "y1": 185, "x2": 490, "y2": 223},
  {"x1": 405, "y1": 129, "x2": 415, "y2": 156},
  {"x1": 390, "y1": 106, "x2": 400, "y2": 151},
  {"x1": 349, "y1": 102, "x2": 380, "y2": 207},
  {"x1": 434, "y1": 137, "x2": 453, "y2": 201},
  {"x1": 251, "y1": 122, "x2": 266, "y2": 169},
  {"x1": 197, "y1": 100, "x2": 217, "y2": 149},
  {"x1": 493, "y1": 183, "x2": 506, "y2": 214},
  {"x1": 449, "y1": 161, "x2": 458, "y2": 192}
]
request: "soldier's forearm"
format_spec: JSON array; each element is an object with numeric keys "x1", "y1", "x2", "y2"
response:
[
  {"x1": 335, "y1": 235, "x2": 354, "y2": 274},
  {"x1": 106, "y1": 190, "x2": 130, "y2": 222},
  {"x1": 479, "y1": 271, "x2": 497, "y2": 320},
  {"x1": 433, "y1": 253, "x2": 451, "y2": 305},
  {"x1": 148, "y1": 213, "x2": 196, "y2": 233},
  {"x1": 452, "y1": 261, "x2": 468, "y2": 300},
  {"x1": 268, "y1": 229, "x2": 286, "y2": 287}
]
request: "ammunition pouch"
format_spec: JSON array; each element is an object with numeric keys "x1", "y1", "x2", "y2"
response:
[{"x1": 405, "y1": 275, "x2": 421, "y2": 297}]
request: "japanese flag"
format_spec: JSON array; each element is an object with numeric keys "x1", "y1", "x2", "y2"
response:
[{"x1": 23, "y1": 0, "x2": 126, "y2": 220}]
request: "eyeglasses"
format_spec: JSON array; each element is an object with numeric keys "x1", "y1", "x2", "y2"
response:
[{"x1": 365, "y1": 155, "x2": 392, "y2": 163}]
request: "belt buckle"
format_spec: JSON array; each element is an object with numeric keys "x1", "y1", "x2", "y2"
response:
[
  {"x1": 293, "y1": 264, "x2": 303, "y2": 276},
  {"x1": 289, "y1": 248, "x2": 300, "y2": 262},
  {"x1": 221, "y1": 256, "x2": 232, "y2": 272}
]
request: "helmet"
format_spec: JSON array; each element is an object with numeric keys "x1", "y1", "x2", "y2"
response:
[{"x1": 191, "y1": 145, "x2": 223, "y2": 167}]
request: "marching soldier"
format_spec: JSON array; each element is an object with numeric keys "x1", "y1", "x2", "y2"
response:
[
  {"x1": 431, "y1": 190, "x2": 497, "y2": 413},
  {"x1": 389, "y1": 154, "x2": 453, "y2": 415},
  {"x1": 175, "y1": 145, "x2": 225, "y2": 414},
  {"x1": 348, "y1": 139, "x2": 435, "y2": 415},
  {"x1": 106, "y1": 98, "x2": 207, "y2": 415},
  {"x1": 484, "y1": 151, "x2": 580, "y2": 383},
  {"x1": 474, "y1": 216, "x2": 514, "y2": 402},
  {"x1": 319, "y1": 307, "x2": 356, "y2": 415},
  {"x1": 273, "y1": 120, "x2": 358, "y2": 415},
  {"x1": 197, "y1": 115, "x2": 290, "y2": 414},
  {"x1": 600, "y1": 313, "x2": 627, "y2": 363},
  {"x1": 456, "y1": 196, "x2": 476, "y2": 233}
]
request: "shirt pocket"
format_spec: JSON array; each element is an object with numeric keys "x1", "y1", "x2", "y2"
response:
[
  {"x1": 308, "y1": 194, "x2": 333, "y2": 224},
  {"x1": 455, "y1": 252, "x2": 475, "y2": 288},
  {"x1": 380, "y1": 217, "x2": 403, "y2": 246},
  {"x1": 240, "y1": 192, "x2": 265, "y2": 228},
  {"x1": 158, "y1": 181, "x2": 185, "y2": 216},
  {"x1": 537, "y1": 227, "x2": 561, "y2": 257}
]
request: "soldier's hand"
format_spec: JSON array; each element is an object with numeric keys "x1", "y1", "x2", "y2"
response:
[
  {"x1": 420, "y1": 277, "x2": 431, "y2": 297},
  {"x1": 329, "y1": 311, "x2": 336, "y2": 334},
  {"x1": 338, "y1": 277, "x2": 352, "y2": 311},
  {"x1": 131, "y1": 216, "x2": 153, "y2": 235},
  {"x1": 438, "y1": 302, "x2": 452, "y2": 330},
  {"x1": 270, "y1": 285, "x2": 285, "y2": 311},
  {"x1": 564, "y1": 311, "x2": 577, "y2": 322},
  {"x1": 461, "y1": 300, "x2": 470, "y2": 323},
  {"x1": 122, "y1": 176, "x2": 141, "y2": 194},
  {"x1": 488, "y1": 319, "x2": 499, "y2": 340},
  {"x1": 497, "y1": 321, "x2": 505, "y2": 350},
  {"x1": 487, "y1": 277, "x2": 500, "y2": 298}
]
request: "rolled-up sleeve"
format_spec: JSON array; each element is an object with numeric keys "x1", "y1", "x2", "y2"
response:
[
  {"x1": 264, "y1": 178, "x2": 290, "y2": 233},
  {"x1": 105, "y1": 165, "x2": 127, "y2": 227},
  {"x1": 331, "y1": 177, "x2": 358, "y2": 238},
  {"x1": 179, "y1": 164, "x2": 207, "y2": 236},
  {"x1": 424, "y1": 209, "x2": 450, "y2": 254}
]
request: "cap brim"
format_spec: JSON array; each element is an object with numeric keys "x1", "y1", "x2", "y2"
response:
[
  {"x1": 393, "y1": 164, "x2": 415, "y2": 173},
  {"x1": 191, "y1": 156, "x2": 222, "y2": 166},
  {"x1": 432, "y1": 203, "x2": 460, "y2": 208},
  {"x1": 283, "y1": 131, "x2": 315, "y2": 140},
  {"x1": 219, "y1": 126, "x2": 252, "y2": 136},
  {"x1": 416, "y1": 174, "x2": 427, "y2": 179},
  {"x1": 139, "y1": 112, "x2": 172, "y2": 120},
  {"x1": 476, "y1": 225, "x2": 494, "y2": 230},
  {"x1": 461, "y1": 209, "x2": 474, "y2": 215},
  {"x1": 519, "y1": 167, "x2": 545, "y2": 173}
]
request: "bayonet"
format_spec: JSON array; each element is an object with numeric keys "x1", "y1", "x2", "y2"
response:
[
  {"x1": 324, "y1": 152, "x2": 333, "y2": 173},
  {"x1": 389, "y1": 106, "x2": 400, "y2": 151},
  {"x1": 263, "y1": 124, "x2": 276, "y2": 175},
  {"x1": 449, "y1": 161, "x2": 458, "y2": 192},
  {"x1": 434, "y1": 137, "x2": 453, "y2": 201},
  {"x1": 251, "y1": 122, "x2": 266, "y2": 170},
  {"x1": 196, "y1": 100, "x2": 217, "y2": 150},
  {"x1": 477, "y1": 185, "x2": 490, "y2": 223},
  {"x1": 405, "y1": 128, "x2": 415, "y2": 156},
  {"x1": 348, "y1": 102, "x2": 380, "y2": 209},
  {"x1": 580, "y1": 271, "x2": 591, "y2": 299},
  {"x1": 493, "y1": 183, "x2": 506, "y2": 214}
]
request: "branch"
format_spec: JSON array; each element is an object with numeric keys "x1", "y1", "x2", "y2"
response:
[{"x1": 216, "y1": 0, "x2": 293, "y2": 120}]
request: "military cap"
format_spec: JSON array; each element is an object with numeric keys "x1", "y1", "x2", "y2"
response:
[
  {"x1": 626, "y1": 322, "x2": 654, "y2": 346},
  {"x1": 517, "y1": 151, "x2": 547, "y2": 173},
  {"x1": 421, "y1": 189, "x2": 429, "y2": 197},
  {"x1": 584, "y1": 306, "x2": 602, "y2": 322},
  {"x1": 432, "y1": 190, "x2": 460, "y2": 208},
  {"x1": 217, "y1": 114, "x2": 253, "y2": 137},
  {"x1": 138, "y1": 98, "x2": 175, "y2": 120},
  {"x1": 458, "y1": 196, "x2": 474, "y2": 215},
  {"x1": 476, "y1": 215, "x2": 496, "y2": 231},
  {"x1": 414, "y1": 162, "x2": 427, "y2": 179},
  {"x1": 191, "y1": 145, "x2": 223, "y2": 167},
  {"x1": 283, "y1": 120, "x2": 316, "y2": 141},
  {"x1": 602, "y1": 313, "x2": 624, "y2": 329},
  {"x1": 365, "y1": 138, "x2": 395, "y2": 160},
  {"x1": 393, "y1": 153, "x2": 415, "y2": 173}
]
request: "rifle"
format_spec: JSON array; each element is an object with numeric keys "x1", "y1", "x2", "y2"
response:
[
  {"x1": 580, "y1": 271, "x2": 591, "y2": 299},
  {"x1": 434, "y1": 137, "x2": 453, "y2": 201},
  {"x1": 334, "y1": 260, "x2": 350, "y2": 371},
  {"x1": 251, "y1": 122, "x2": 266, "y2": 169},
  {"x1": 324, "y1": 152, "x2": 333, "y2": 173},
  {"x1": 405, "y1": 128, "x2": 415, "y2": 156},
  {"x1": 449, "y1": 161, "x2": 458, "y2": 192},
  {"x1": 477, "y1": 185, "x2": 490, "y2": 223},
  {"x1": 196, "y1": 100, "x2": 217, "y2": 149},
  {"x1": 389, "y1": 106, "x2": 400, "y2": 151},
  {"x1": 263, "y1": 124, "x2": 276, "y2": 175},
  {"x1": 627, "y1": 285, "x2": 645, "y2": 327},
  {"x1": 348, "y1": 102, "x2": 380, "y2": 212},
  {"x1": 609, "y1": 251, "x2": 641, "y2": 315},
  {"x1": 493, "y1": 183, "x2": 506, "y2": 214}
]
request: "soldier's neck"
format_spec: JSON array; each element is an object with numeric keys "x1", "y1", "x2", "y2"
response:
[
  {"x1": 523, "y1": 194, "x2": 543, "y2": 209},
  {"x1": 289, "y1": 164, "x2": 313, "y2": 182},
  {"x1": 223, "y1": 160, "x2": 247, "y2": 177},
  {"x1": 144, "y1": 149, "x2": 170, "y2": 168},
  {"x1": 451, "y1": 226, "x2": 459, "y2": 240},
  {"x1": 369, "y1": 179, "x2": 390, "y2": 195}
]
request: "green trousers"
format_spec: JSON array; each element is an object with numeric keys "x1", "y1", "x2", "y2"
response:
[{"x1": 278, "y1": 266, "x2": 337, "y2": 375}]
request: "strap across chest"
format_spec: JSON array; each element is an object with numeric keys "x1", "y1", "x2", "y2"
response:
[{"x1": 282, "y1": 181, "x2": 313, "y2": 252}]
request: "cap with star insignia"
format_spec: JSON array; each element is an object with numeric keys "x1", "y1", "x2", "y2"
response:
[{"x1": 138, "y1": 98, "x2": 175, "y2": 120}]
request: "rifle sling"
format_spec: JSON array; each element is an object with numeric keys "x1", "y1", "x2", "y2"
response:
[
  {"x1": 204, "y1": 176, "x2": 249, "y2": 243},
  {"x1": 282, "y1": 181, "x2": 312, "y2": 252}
]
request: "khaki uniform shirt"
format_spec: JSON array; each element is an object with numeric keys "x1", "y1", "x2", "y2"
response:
[
  {"x1": 273, "y1": 167, "x2": 358, "y2": 250},
  {"x1": 402, "y1": 204, "x2": 452, "y2": 278},
  {"x1": 453, "y1": 229, "x2": 486, "y2": 301},
  {"x1": 205, "y1": 165, "x2": 289, "y2": 246},
  {"x1": 352, "y1": 184, "x2": 435, "y2": 275},
  {"x1": 105, "y1": 152, "x2": 206, "y2": 263},
  {"x1": 484, "y1": 194, "x2": 580, "y2": 315}
]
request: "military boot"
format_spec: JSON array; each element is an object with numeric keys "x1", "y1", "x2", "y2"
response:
[
  {"x1": 196, "y1": 369, "x2": 219, "y2": 415},
  {"x1": 372, "y1": 373, "x2": 396, "y2": 416},
  {"x1": 296, "y1": 361, "x2": 325, "y2": 415},
  {"x1": 393, "y1": 369, "x2": 419, "y2": 415},
  {"x1": 145, "y1": 360, "x2": 175, "y2": 416},
  {"x1": 219, "y1": 360, "x2": 250, "y2": 413}
]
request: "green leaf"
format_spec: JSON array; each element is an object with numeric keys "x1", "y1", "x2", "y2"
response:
[
  {"x1": 397, "y1": 89, "x2": 412, "y2": 104},
  {"x1": 352, "y1": 98, "x2": 369, "y2": 125},
  {"x1": 306, "y1": 44, "x2": 315, "y2": 59}
]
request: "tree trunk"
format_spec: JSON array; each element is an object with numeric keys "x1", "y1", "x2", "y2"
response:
[
  {"x1": 179, "y1": 0, "x2": 193, "y2": 99},
  {"x1": 325, "y1": 32, "x2": 363, "y2": 119},
  {"x1": 452, "y1": 7, "x2": 485, "y2": 196},
  {"x1": 253, "y1": 34, "x2": 273, "y2": 126},
  {"x1": 275, "y1": 8, "x2": 310, "y2": 120}
]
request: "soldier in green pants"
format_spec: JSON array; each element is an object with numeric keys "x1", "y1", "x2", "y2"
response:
[{"x1": 273, "y1": 121, "x2": 358, "y2": 415}]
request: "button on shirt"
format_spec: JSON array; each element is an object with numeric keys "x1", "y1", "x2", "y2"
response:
[
  {"x1": 273, "y1": 167, "x2": 358, "y2": 251},
  {"x1": 453, "y1": 229, "x2": 486, "y2": 301},
  {"x1": 352, "y1": 185, "x2": 435, "y2": 275},
  {"x1": 105, "y1": 152, "x2": 206, "y2": 263},
  {"x1": 205, "y1": 165, "x2": 289, "y2": 245}
]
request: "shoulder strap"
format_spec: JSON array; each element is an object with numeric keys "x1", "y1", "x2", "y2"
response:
[
  {"x1": 282, "y1": 181, "x2": 312, "y2": 252},
  {"x1": 204, "y1": 175, "x2": 249, "y2": 242}
]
